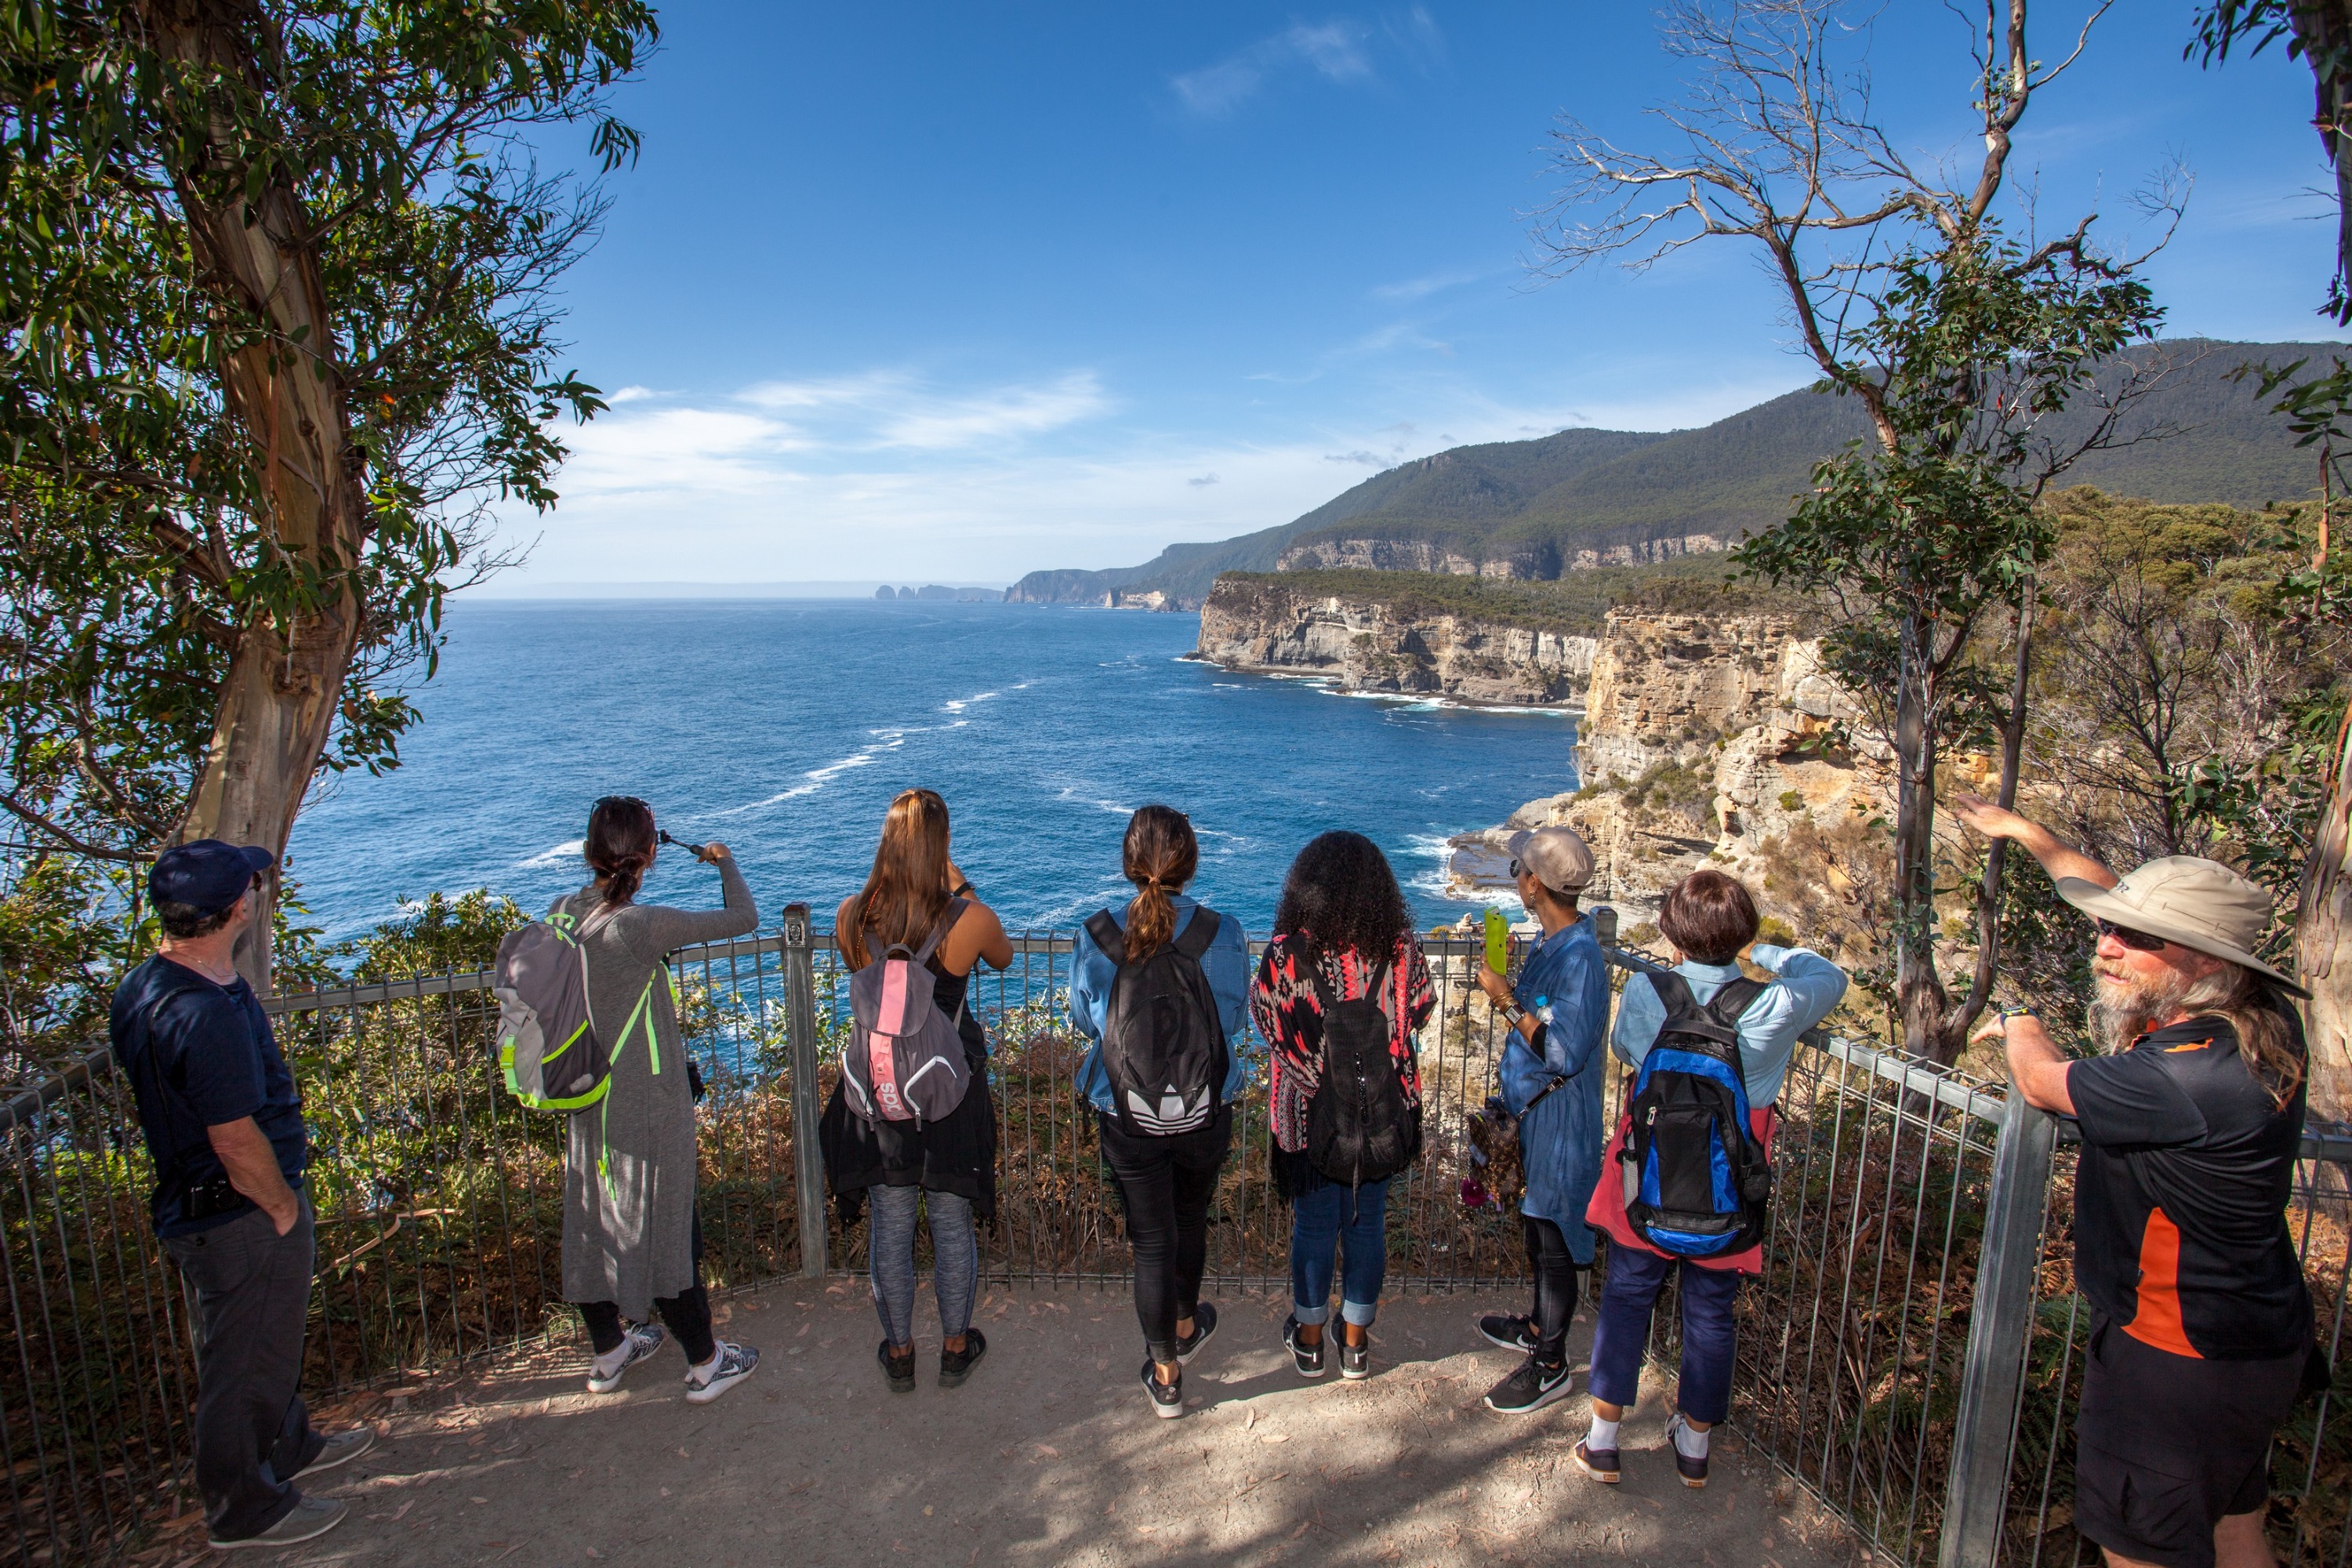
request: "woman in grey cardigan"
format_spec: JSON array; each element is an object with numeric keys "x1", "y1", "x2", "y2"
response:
[{"x1": 551, "y1": 796, "x2": 760, "y2": 1403}]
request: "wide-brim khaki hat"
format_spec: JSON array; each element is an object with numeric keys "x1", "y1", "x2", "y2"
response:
[
  {"x1": 2054, "y1": 855, "x2": 2308, "y2": 998},
  {"x1": 1505, "y1": 826, "x2": 1595, "y2": 895}
]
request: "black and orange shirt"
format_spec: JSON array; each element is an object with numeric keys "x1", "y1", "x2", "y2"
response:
[{"x1": 2067, "y1": 1011, "x2": 2312, "y2": 1361}]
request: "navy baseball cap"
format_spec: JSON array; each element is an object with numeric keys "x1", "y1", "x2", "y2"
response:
[{"x1": 149, "y1": 840, "x2": 274, "y2": 916}]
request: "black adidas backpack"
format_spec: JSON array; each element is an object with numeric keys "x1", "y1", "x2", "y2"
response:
[
  {"x1": 1086, "y1": 907, "x2": 1229, "y2": 1136},
  {"x1": 1305, "y1": 953, "x2": 1422, "y2": 1187},
  {"x1": 1617, "y1": 971, "x2": 1773, "y2": 1259}
]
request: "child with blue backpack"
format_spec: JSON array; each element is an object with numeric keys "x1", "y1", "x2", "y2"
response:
[{"x1": 1578, "y1": 868, "x2": 1846, "y2": 1489}]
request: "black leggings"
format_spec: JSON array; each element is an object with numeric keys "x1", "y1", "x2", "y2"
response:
[
  {"x1": 1525, "y1": 1216, "x2": 1581, "y2": 1367},
  {"x1": 1098, "y1": 1109, "x2": 1232, "y2": 1363},
  {"x1": 578, "y1": 1210, "x2": 715, "y2": 1364}
]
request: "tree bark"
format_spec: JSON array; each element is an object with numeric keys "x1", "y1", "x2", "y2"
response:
[
  {"x1": 1893, "y1": 621, "x2": 1958, "y2": 1061},
  {"x1": 2297, "y1": 706, "x2": 2352, "y2": 1120},
  {"x1": 149, "y1": 0, "x2": 369, "y2": 995},
  {"x1": 2289, "y1": 0, "x2": 2352, "y2": 323}
]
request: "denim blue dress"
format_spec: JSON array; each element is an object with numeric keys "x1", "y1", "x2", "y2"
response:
[{"x1": 1497, "y1": 914, "x2": 1611, "y2": 1263}]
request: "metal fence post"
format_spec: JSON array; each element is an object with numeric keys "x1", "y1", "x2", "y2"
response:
[
  {"x1": 782, "y1": 904, "x2": 826, "y2": 1280},
  {"x1": 1936, "y1": 1094, "x2": 2058, "y2": 1568}
]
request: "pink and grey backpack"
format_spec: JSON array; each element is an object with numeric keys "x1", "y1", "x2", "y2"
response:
[{"x1": 841, "y1": 901, "x2": 973, "y2": 1125}]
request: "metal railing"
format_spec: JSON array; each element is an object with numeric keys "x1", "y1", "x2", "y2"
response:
[{"x1": 5, "y1": 914, "x2": 2350, "y2": 1567}]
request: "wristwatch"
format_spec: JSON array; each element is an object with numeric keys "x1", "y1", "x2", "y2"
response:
[
  {"x1": 1497, "y1": 998, "x2": 1526, "y2": 1028},
  {"x1": 1998, "y1": 1006, "x2": 2036, "y2": 1031}
]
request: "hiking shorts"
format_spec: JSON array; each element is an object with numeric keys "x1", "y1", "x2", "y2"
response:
[{"x1": 2073, "y1": 1316, "x2": 2304, "y2": 1568}]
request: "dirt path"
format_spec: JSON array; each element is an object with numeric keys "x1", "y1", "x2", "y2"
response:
[{"x1": 265, "y1": 1281, "x2": 1864, "y2": 1568}]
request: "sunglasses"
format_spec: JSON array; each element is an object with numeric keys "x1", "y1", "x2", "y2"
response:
[
  {"x1": 1509, "y1": 858, "x2": 1523, "y2": 877},
  {"x1": 2093, "y1": 917, "x2": 2171, "y2": 953}
]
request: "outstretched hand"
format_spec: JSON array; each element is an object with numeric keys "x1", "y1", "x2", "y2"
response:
[
  {"x1": 1950, "y1": 792, "x2": 2030, "y2": 841},
  {"x1": 697, "y1": 840, "x2": 731, "y2": 864}
]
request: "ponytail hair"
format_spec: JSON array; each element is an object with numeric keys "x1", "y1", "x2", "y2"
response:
[
  {"x1": 1120, "y1": 804, "x2": 1199, "y2": 961},
  {"x1": 585, "y1": 795, "x2": 657, "y2": 909}
]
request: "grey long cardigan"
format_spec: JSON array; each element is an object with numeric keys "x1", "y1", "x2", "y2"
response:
[{"x1": 553, "y1": 859, "x2": 757, "y2": 1316}]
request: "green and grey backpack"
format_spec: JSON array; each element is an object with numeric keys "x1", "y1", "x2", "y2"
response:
[{"x1": 492, "y1": 902, "x2": 658, "y2": 1115}]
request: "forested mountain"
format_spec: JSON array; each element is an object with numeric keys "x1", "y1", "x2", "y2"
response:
[{"x1": 1009, "y1": 339, "x2": 2344, "y2": 609}]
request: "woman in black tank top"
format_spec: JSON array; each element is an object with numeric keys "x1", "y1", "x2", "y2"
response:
[{"x1": 818, "y1": 789, "x2": 1012, "y2": 1394}]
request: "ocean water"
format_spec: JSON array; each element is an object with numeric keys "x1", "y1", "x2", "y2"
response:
[{"x1": 285, "y1": 600, "x2": 1581, "y2": 942}]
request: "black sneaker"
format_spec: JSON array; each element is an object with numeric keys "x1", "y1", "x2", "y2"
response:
[
  {"x1": 877, "y1": 1340, "x2": 916, "y2": 1395},
  {"x1": 1666, "y1": 1412, "x2": 1711, "y2": 1487},
  {"x1": 939, "y1": 1327, "x2": 988, "y2": 1388},
  {"x1": 1573, "y1": 1439, "x2": 1621, "y2": 1483},
  {"x1": 1283, "y1": 1314, "x2": 1326, "y2": 1379},
  {"x1": 1475, "y1": 1313, "x2": 1538, "y2": 1355},
  {"x1": 1339, "y1": 1334, "x2": 1370, "y2": 1380},
  {"x1": 1482, "y1": 1356, "x2": 1574, "y2": 1414},
  {"x1": 1141, "y1": 1360, "x2": 1184, "y2": 1419},
  {"x1": 1175, "y1": 1301, "x2": 1218, "y2": 1364}
]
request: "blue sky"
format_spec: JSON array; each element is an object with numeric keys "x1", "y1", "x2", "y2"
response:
[{"x1": 489, "y1": 2, "x2": 2341, "y2": 589}]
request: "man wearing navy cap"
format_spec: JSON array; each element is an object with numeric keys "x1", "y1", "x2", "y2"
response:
[{"x1": 112, "y1": 841, "x2": 369, "y2": 1548}]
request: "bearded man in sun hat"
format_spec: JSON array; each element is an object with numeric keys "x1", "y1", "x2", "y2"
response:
[{"x1": 1955, "y1": 794, "x2": 2317, "y2": 1568}]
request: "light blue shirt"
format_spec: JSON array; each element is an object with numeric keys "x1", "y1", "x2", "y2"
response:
[
  {"x1": 1069, "y1": 896, "x2": 1253, "y2": 1116},
  {"x1": 1610, "y1": 945, "x2": 1850, "y2": 1108},
  {"x1": 1499, "y1": 913, "x2": 1612, "y2": 1258}
]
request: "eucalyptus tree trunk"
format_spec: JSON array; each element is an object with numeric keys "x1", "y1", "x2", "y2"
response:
[
  {"x1": 2298, "y1": 710, "x2": 2352, "y2": 1120},
  {"x1": 151, "y1": 0, "x2": 370, "y2": 994},
  {"x1": 1890, "y1": 627, "x2": 1959, "y2": 1063}
]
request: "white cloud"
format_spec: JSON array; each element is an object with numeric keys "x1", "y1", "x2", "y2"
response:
[
  {"x1": 1172, "y1": 20, "x2": 1377, "y2": 118},
  {"x1": 484, "y1": 360, "x2": 1811, "y2": 590}
]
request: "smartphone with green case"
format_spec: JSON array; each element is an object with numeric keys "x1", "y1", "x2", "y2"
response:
[{"x1": 1483, "y1": 906, "x2": 1509, "y2": 974}]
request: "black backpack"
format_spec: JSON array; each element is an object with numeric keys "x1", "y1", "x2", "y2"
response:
[
  {"x1": 1086, "y1": 907, "x2": 1229, "y2": 1136},
  {"x1": 1617, "y1": 971, "x2": 1773, "y2": 1259},
  {"x1": 1305, "y1": 953, "x2": 1422, "y2": 1186}
]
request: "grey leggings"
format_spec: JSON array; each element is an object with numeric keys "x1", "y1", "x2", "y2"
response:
[{"x1": 867, "y1": 1184, "x2": 978, "y2": 1346}]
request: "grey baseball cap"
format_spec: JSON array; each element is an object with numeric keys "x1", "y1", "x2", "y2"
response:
[{"x1": 1504, "y1": 826, "x2": 1595, "y2": 895}]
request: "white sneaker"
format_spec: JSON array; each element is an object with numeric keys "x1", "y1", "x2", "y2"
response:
[
  {"x1": 586, "y1": 1323, "x2": 667, "y2": 1394},
  {"x1": 684, "y1": 1341, "x2": 760, "y2": 1404}
]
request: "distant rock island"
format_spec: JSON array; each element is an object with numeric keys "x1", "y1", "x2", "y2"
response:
[
  {"x1": 1006, "y1": 339, "x2": 2332, "y2": 612},
  {"x1": 877, "y1": 584, "x2": 1005, "y2": 602}
]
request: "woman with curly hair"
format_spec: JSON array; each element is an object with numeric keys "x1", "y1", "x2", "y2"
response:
[{"x1": 1250, "y1": 831, "x2": 1434, "y2": 1381}]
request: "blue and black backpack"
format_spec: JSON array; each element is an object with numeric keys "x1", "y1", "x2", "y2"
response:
[{"x1": 1617, "y1": 971, "x2": 1773, "y2": 1259}]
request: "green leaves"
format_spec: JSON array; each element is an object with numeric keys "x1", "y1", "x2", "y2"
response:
[{"x1": 0, "y1": 0, "x2": 656, "y2": 866}]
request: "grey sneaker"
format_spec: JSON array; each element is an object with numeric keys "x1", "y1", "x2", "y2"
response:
[
  {"x1": 211, "y1": 1494, "x2": 347, "y2": 1549},
  {"x1": 586, "y1": 1323, "x2": 667, "y2": 1394},
  {"x1": 1175, "y1": 1301, "x2": 1219, "y2": 1365},
  {"x1": 1339, "y1": 1334, "x2": 1370, "y2": 1380},
  {"x1": 1475, "y1": 1313, "x2": 1538, "y2": 1355},
  {"x1": 685, "y1": 1341, "x2": 759, "y2": 1404},
  {"x1": 296, "y1": 1425, "x2": 377, "y2": 1476}
]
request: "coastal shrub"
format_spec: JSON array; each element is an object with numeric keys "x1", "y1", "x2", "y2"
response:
[
  {"x1": 1756, "y1": 915, "x2": 1797, "y2": 947},
  {"x1": 1617, "y1": 760, "x2": 1713, "y2": 816},
  {"x1": 1779, "y1": 789, "x2": 1807, "y2": 812}
]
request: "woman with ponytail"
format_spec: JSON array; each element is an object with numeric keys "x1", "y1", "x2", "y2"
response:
[
  {"x1": 819, "y1": 789, "x2": 1012, "y2": 1395},
  {"x1": 553, "y1": 796, "x2": 762, "y2": 1404},
  {"x1": 1069, "y1": 806, "x2": 1251, "y2": 1419}
]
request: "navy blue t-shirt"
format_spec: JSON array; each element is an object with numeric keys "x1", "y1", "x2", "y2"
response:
[{"x1": 110, "y1": 955, "x2": 308, "y2": 1237}]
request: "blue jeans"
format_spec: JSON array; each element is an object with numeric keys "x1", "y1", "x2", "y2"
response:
[
  {"x1": 1587, "y1": 1243, "x2": 1743, "y2": 1424},
  {"x1": 867, "y1": 1184, "x2": 978, "y2": 1347},
  {"x1": 1289, "y1": 1177, "x2": 1389, "y2": 1328}
]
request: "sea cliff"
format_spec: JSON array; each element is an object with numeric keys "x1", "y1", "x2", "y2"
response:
[{"x1": 1194, "y1": 575, "x2": 1598, "y2": 706}]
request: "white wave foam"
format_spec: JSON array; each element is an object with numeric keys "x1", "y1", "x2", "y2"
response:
[
  {"x1": 707, "y1": 734, "x2": 908, "y2": 818},
  {"x1": 941, "y1": 691, "x2": 1000, "y2": 713},
  {"x1": 520, "y1": 838, "x2": 585, "y2": 869}
]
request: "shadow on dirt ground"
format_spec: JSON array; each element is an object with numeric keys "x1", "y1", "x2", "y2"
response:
[{"x1": 180, "y1": 1280, "x2": 1867, "y2": 1567}]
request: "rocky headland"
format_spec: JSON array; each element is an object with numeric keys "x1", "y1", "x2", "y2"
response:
[
  {"x1": 1193, "y1": 574, "x2": 1599, "y2": 706},
  {"x1": 1440, "y1": 606, "x2": 1958, "y2": 975}
]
